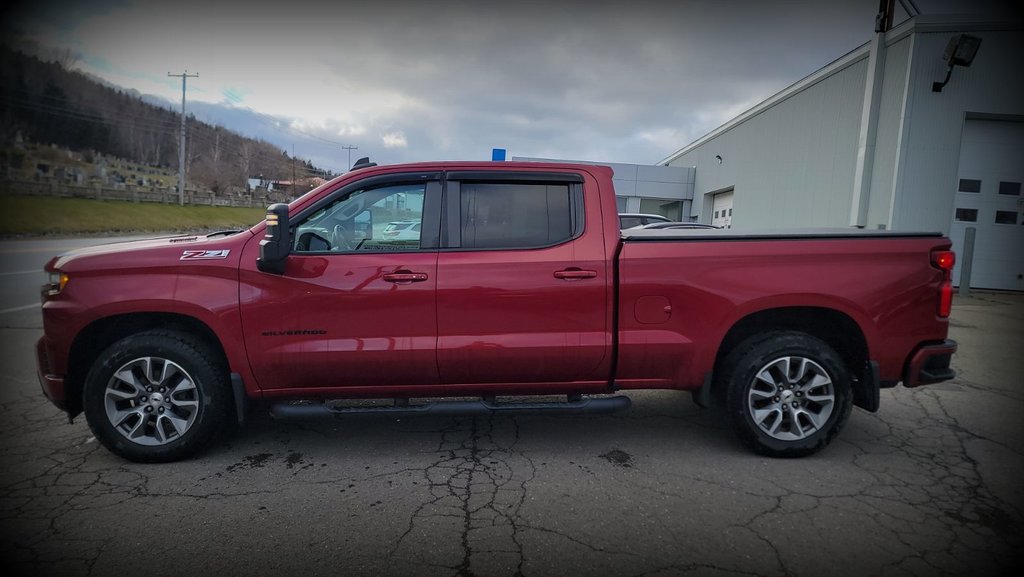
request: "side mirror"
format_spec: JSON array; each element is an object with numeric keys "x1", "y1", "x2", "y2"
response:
[{"x1": 257, "y1": 203, "x2": 290, "y2": 274}]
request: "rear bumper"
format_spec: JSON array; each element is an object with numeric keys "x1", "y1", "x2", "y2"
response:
[
  {"x1": 36, "y1": 337, "x2": 68, "y2": 410},
  {"x1": 903, "y1": 339, "x2": 957, "y2": 388}
]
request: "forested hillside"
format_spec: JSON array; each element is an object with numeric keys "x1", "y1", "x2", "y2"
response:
[{"x1": 0, "y1": 44, "x2": 331, "y2": 194}]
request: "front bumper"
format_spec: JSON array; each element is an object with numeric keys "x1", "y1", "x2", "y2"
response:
[
  {"x1": 903, "y1": 339, "x2": 957, "y2": 387},
  {"x1": 36, "y1": 337, "x2": 68, "y2": 410}
]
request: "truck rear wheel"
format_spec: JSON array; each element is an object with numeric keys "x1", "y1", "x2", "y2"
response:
[
  {"x1": 722, "y1": 331, "x2": 852, "y2": 457},
  {"x1": 82, "y1": 331, "x2": 229, "y2": 463}
]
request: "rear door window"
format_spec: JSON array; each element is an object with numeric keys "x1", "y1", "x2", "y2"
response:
[{"x1": 456, "y1": 182, "x2": 574, "y2": 249}]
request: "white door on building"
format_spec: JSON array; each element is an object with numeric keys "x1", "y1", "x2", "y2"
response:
[
  {"x1": 712, "y1": 190, "x2": 733, "y2": 229},
  {"x1": 950, "y1": 119, "x2": 1024, "y2": 290}
]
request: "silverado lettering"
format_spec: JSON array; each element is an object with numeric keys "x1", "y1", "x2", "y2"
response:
[{"x1": 36, "y1": 160, "x2": 957, "y2": 462}]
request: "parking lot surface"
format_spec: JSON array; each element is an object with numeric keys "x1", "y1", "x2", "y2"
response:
[{"x1": 0, "y1": 285, "x2": 1021, "y2": 577}]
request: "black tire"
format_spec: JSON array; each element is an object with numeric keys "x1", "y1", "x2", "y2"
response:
[
  {"x1": 721, "y1": 331, "x2": 852, "y2": 458},
  {"x1": 82, "y1": 330, "x2": 230, "y2": 463}
]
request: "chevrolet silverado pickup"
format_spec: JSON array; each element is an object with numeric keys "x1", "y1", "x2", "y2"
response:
[{"x1": 37, "y1": 160, "x2": 958, "y2": 462}]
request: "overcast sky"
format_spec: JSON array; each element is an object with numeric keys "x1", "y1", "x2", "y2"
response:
[{"x1": 2, "y1": 0, "x2": 1014, "y2": 173}]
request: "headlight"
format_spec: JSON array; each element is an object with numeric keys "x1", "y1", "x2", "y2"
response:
[{"x1": 46, "y1": 271, "x2": 70, "y2": 295}]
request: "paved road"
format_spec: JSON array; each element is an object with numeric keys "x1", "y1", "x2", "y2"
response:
[
  {"x1": 0, "y1": 236, "x2": 152, "y2": 314},
  {"x1": 0, "y1": 237, "x2": 1021, "y2": 577}
]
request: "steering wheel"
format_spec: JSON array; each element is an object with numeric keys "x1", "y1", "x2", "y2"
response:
[{"x1": 331, "y1": 224, "x2": 353, "y2": 251}]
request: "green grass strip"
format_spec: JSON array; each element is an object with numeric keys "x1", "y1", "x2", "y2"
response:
[{"x1": 0, "y1": 195, "x2": 266, "y2": 236}]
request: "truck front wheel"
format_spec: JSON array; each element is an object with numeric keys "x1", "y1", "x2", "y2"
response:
[
  {"x1": 82, "y1": 330, "x2": 230, "y2": 463},
  {"x1": 722, "y1": 331, "x2": 852, "y2": 457}
]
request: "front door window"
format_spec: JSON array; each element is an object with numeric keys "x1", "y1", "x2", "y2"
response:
[{"x1": 294, "y1": 183, "x2": 427, "y2": 253}]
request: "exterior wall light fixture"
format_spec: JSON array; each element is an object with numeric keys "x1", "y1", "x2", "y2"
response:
[{"x1": 932, "y1": 34, "x2": 982, "y2": 93}]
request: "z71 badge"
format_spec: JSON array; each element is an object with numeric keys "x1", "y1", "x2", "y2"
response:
[{"x1": 180, "y1": 249, "x2": 230, "y2": 260}]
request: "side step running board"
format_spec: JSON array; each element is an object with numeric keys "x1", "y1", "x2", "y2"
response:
[{"x1": 270, "y1": 395, "x2": 631, "y2": 419}]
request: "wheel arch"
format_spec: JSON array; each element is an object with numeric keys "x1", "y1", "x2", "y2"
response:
[
  {"x1": 65, "y1": 312, "x2": 230, "y2": 419},
  {"x1": 711, "y1": 306, "x2": 871, "y2": 408}
]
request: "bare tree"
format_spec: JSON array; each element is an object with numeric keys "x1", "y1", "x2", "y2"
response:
[
  {"x1": 50, "y1": 47, "x2": 81, "y2": 70},
  {"x1": 0, "y1": 46, "x2": 331, "y2": 194}
]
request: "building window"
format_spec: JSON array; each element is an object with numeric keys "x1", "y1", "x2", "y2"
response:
[
  {"x1": 994, "y1": 210, "x2": 1018, "y2": 225},
  {"x1": 616, "y1": 196, "x2": 628, "y2": 212},
  {"x1": 955, "y1": 208, "x2": 978, "y2": 222},
  {"x1": 639, "y1": 198, "x2": 683, "y2": 221},
  {"x1": 958, "y1": 179, "x2": 982, "y2": 193},
  {"x1": 998, "y1": 181, "x2": 1021, "y2": 196},
  {"x1": 619, "y1": 216, "x2": 642, "y2": 229}
]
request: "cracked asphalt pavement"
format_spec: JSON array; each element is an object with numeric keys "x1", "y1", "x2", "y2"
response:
[{"x1": 1, "y1": 293, "x2": 1022, "y2": 577}]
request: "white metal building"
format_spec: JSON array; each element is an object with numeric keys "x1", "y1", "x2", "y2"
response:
[{"x1": 660, "y1": 14, "x2": 1024, "y2": 290}]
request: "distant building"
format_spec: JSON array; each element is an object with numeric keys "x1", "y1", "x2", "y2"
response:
[{"x1": 512, "y1": 156, "x2": 694, "y2": 222}]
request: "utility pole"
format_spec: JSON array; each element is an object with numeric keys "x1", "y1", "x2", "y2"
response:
[
  {"x1": 341, "y1": 145, "x2": 358, "y2": 169},
  {"x1": 291, "y1": 144, "x2": 296, "y2": 196},
  {"x1": 168, "y1": 70, "x2": 198, "y2": 205}
]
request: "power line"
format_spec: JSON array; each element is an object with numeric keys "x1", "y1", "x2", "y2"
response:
[
  {"x1": 0, "y1": 95, "x2": 181, "y2": 133},
  {"x1": 3, "y1": 95, "x2": 333, "y2": 179},
  {"x1": 3, "y1": 85, "x2": 337, "y2": 184}
]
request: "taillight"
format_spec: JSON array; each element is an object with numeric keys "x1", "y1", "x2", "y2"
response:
[
  {"x1": 933, "y1": 251, "x2": 955, "y2": 272},
  {"x1": 931, "y1": 250, "x2": 955, "y2": 318}
]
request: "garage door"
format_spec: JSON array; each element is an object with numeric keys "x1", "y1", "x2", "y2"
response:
[
  {"x1": 712, "y1": 190, "x2": 733, "y2": 229},
  {"x1": 950, "y1": 119, "x2": 1024, "y2": 290}
]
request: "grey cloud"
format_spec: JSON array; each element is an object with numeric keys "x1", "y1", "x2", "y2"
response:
[
  {"x1": 274, "y1": 0, "x2": 877, "y2": 163},
  {"x1": 13, "y1": 0, "x2": 1014, "y2": 169}
]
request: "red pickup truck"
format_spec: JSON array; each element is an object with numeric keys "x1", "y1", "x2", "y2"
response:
[{"x1": 37, "y1": 160, "x2": 957, "y2": 462}]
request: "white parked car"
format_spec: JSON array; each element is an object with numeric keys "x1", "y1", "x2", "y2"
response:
[
  {"x1": 635, "y1": 222, "x2": 720, "y2": 230},
  {"x1": 382, "y1": 220, "x2": 421, "y2": 240},
  {"x1": 618, "y1": 213, "x2": 671, "y2": 230}
]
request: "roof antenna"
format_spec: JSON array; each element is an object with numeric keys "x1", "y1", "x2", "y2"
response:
[{"x1": 351, "y1": 157, "x2": 377, "y2": 171}]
